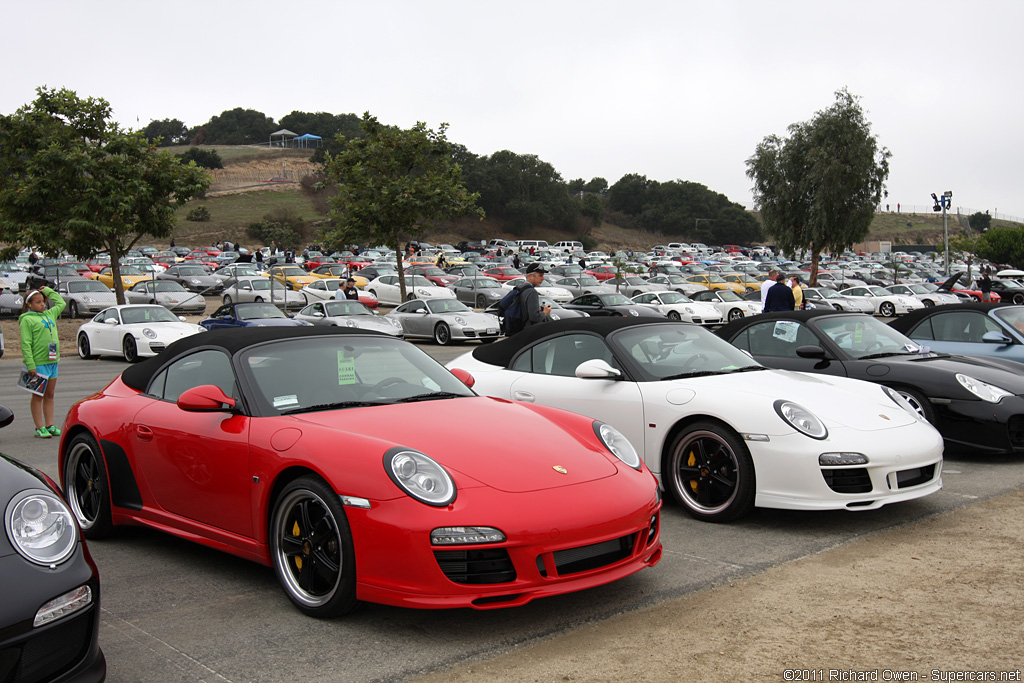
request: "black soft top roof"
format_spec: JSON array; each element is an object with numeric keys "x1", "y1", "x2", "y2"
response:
[
  {"x1": 470, "y1": 317, "x2": 676, "y2": 368},
  {"x1": 714, "y1": 308, "x2": 851, "y2": 340},
  {"x1": 121, "y1": 327, "x2": 384, "y2": 392},
  {"x1": 887, "y1": 302, "x2": 1014, "y2": 334}
]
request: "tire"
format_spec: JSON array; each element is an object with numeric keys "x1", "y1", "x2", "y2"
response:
[
  {"x1": 894, "y1": 387, "x2": 936, "y2": 425},
  {"x1": 434, "y1": 322, "x2": 452, "y2": 345},
  {"x1": 123, "y1": 335, "x2": 139, "y2": 363},
  {"x1": 727, "y1": 308, "x2": 744, "y2": 322},
  {"x1": 667, "y1": 310, "x2": 681, "y2": 321},
  {"x1": 1014, "y1": 293, "x2": 1024, "y2": 305},
  {"x1": 63, "y1": 432, "x2": 113, "y2": 539},
  {"x1": 476, "y1": 295, "x2": 487, "y2": 309},
  {"x1": 254, "y1": 296, "x2": 264, "y2": 303},
  {"x1": 665, "y1": 421, "x2": 755, "y2": 522},
  {"x1": 970, "y1": 295, "x2": 981, "y2": 302},
  {"x1": 833, "y1": 304, "x2": 844, "y2": 311},
  {"x1": 270, "y1": 476, "x2": 357, "y2": 618},
  {"x1": 69, "y1": 300, "x2": 80, "y2": 318},
  {"x1": 78, "y1": 333, "x2": 96, "y2": 360},
  {"x1": 879, "y1": 302, "x2": 896, "y2": 317},
  {"x1": 923, "y1": 299, "x2": 935, "y2": 307},
  {"x1": 223, "y1": 294, "x2": 233, "y2": 305}
]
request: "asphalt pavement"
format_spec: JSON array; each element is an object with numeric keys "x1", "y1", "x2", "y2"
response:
[{"x1": 1, "y1": 346, "x2": 1021, "y2": 683}]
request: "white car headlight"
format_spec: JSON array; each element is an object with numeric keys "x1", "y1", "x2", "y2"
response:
[
  {"x1": 191, "y1": 279, "x2": 201, "y2": 284},
  {"x1": 388, "y1": 318, "x2": 402, "y2": 328},
  {"x1": 345, "y1": 319, "x2": 358, "y2": 328},
  {"x1": 454, "y1": 316, "x2": 467, "y2": 325},
  {"x1": 956, "y1": 374, "x2": 1013, "y2": 403},
  {"x1": 881, "y1": 386, "x2": 927, "y2": 421},
  {"x1": 594, "y1": 422, "x2": 641, "y2": 470},
  {"x1": 774, "y1": 400, "x2": 828, "y2": 439},
  {"x1": 143, "y1": 328, "x2": 157, "y2": 339},
  {"x1": 384, "y1": 449, "x2": 456, "y2": 506},
  {"x1": 6, "y1": 490, "x2": 78, "y2": 566}
]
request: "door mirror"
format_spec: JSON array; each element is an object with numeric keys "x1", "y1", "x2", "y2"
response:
[{"x1": 177, "y1": 385, "x2": 236, "y2": 412}]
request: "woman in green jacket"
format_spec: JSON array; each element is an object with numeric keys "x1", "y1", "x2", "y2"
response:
[{"x1": 19, "y1": 286, "x2": 66, "y2": 438}]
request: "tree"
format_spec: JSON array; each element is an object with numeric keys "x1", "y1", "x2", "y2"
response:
[
  {"x1": 0, "y1": 87, "x2": 211, "y2": 303},
  {"x1": 142, "y1": 118, "x2": 189, "y2": 146},
  {"x1": 191, "y1": 107, "x2": 276, "y2": 145},
  {"x1": 969, "y1": 211, "x2": 992, "y2": 233},
  {"x1": 976, "y1": 226, "x2": 1024, "y2": 268},
  {"x1": 176, "y1": 146, "x2": 223, "y2": 169},
  {"x1": 746, "y1": 88, "x2": 890, "y2": 284},
  {"x1": 321, "y1": 113, "x2": 483, "y2": 300}
]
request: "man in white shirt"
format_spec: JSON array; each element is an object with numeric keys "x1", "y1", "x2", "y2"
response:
[{"x1": 761, "y1": 269, "x2": 779, "y2": 307}]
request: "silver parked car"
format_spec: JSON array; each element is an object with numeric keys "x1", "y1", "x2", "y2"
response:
[
  {"x1": 57, "y1": 279, "x2": 116, "y2": 318},
  {"x1": 292, "y1": 300, "x2": 404, "y2": 336},
  {"x1": 222, "y1": 277, "x2": 306, "y2": 309},
  {"x1": 448, "y1": 276, "x2": 506, "y2": 308},
  {"x1": 801, "y1": 287, "x2": 876, "y2": 313},
  {"x1": 386, "y1": 298, "x2": 501, "y2": 345},
  {"x1": 124, "y1": 280, "x2": 206, "y2": 314}
]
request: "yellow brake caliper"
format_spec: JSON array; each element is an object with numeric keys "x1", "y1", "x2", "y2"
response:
[
  {"x1": 688, "y1": 449, "x2": 699, "y2": 492},
  {"x1": 293, "y1": 521, "x2": 303, "y2": 570}
]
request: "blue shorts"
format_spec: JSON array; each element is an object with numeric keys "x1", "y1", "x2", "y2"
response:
[{"x1": 33, "y1": 363, "x2": 59, "y2": 379}]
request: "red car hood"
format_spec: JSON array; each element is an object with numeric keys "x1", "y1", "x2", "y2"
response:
[{"x1": 289, "y1": 397, "x2": 618, "y2": 493}]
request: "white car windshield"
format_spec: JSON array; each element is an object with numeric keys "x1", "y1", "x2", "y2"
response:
[
  {"x1": 427, "y1": 299, "x2": 471, "y2": 314},
  {"x1": 613, "y1": 325, "x2": 762, "y2": 380},
  {"x1": 121, "y1": 306, "x2": 179, "y2": 324}
]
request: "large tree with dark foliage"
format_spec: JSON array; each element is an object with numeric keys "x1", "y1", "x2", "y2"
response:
[
  {"x1": 322, "y1": 114, "x2": 482, "y2": 300},
  {"x1": 190, "y1": 107, "x2": 276, "y2": 145},
  {"x1": 0, "y1": 87, "x2": 210, "y2": 303},
  {"x1": 142, "y1": 118, "x2": 189, "y2": 146},
  {"x1": 746, "y1": 88, "x2": 890, "y2": 284}
]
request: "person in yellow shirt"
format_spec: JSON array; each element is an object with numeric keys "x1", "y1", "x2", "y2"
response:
[{"x1": 790, "y1": 276, "x2": 804, "y2": 310}]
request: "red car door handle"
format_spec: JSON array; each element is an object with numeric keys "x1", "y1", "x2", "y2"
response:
[{"x1": 136, "y1": 425, "x2": 154, "y2": 441}]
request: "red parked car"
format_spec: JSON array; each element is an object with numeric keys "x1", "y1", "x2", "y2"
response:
[
  {"x1": 58, "y1": 328, "x2": 662, "y2": 617},
  {"x1": 482, "y1": 266, "x2": 523, "y2": 282},
  {"x1": 586, "y1": 264, "x2": 620, "y2": 282},
  {"x1": 407, "y1": 265, "x2": 458, "y2": 286}
]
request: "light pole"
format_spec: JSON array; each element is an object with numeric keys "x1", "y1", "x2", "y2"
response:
[{"x1": 932, "y1": 191, "x2": 953, "y2": 275}]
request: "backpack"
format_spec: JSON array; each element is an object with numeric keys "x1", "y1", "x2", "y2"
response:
[{"x1": 498, "y1": 286, "x2": 527, "y2": 335}]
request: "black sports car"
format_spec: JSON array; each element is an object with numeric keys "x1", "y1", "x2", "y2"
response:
[
  {"x1": 988, "y1": 279, "x2": 1024, "y2": 305},
  {"x1": 715, "y1": 309, "x2": 1024, "y2": 455},
  {"x1": 563, "y1": 292, "x2": 665, "y2": 318},
  {"x1": 0, "y1": 436, "x2": 105, "y2": 682}
]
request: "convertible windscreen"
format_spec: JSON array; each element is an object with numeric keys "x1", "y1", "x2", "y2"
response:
[
  {"x1": 815, "y1": 316, "x2": 922, "y2": 359},
  {"x1": 613, "y1": 325, "x2": 762, "y2": 380},
  {"x1": 241, "y1": 336, "x2": 475, "y2": 414}
]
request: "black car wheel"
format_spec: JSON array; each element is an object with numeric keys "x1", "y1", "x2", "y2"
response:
[
  {"x1": 476, "y1": 295, "x2": 487, "y2": 309},
  {"x1": 64, "y1": 432, "x2": 113, "y2": 539},
  {"x1": 1014, "y1": 293, "x2": 1024, "y2": 305},
  {"x1": 728, "y1": 308, "x2": 745, "y2": 321},
  {"x1": 270, "y1": 476, "x2": 357, "y2": 617},
  {"x1": 895, "y1": 387, "x2": 936, "y2": 425},
  {"x1": 254, "y1": 296, "x2": 264, "y2": 303},
  {"x1": 667, "y1": 310, "x2": 681, "y2": 321},
  {"x1": 223, "y1": 294, "x2": 233, "y2": 305},
  {"x1": 923, "y1": 299, "x2": 935, "y2": 307},
  {"x1": 69, "y1": 300, "x2": 80, "y2": 318},
  {"x1": 666, "y1": 421, "x2": 755, "y2": 522},
  {"x1": 78, "y1": 333, "x2": 96, "y2": 360},
  {"x1": 123, "y1": 335, "x2": 139, "y2": 363},
  {"x1": 434, "y1": 322, "x2": 452, "y2": 345},
  {"x1": 880, "y1": 302, "x2": 896, "y2": 317}
]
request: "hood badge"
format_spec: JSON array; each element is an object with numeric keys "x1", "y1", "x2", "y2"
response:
[{"x1": 553, "y1": 465, "x2": 568, "y2": 474}]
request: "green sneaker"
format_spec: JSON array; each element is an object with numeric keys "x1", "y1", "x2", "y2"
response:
[
  {"x1": 34, "y1": 427, "x2": 52, "y2": 439},
  {"x1": 47, "y1": 425, "x2": 61, "y2": 437}
]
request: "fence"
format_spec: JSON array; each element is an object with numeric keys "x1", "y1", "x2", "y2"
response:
[{"x1": 877, "y1": 206, "x2": 1023, "y2": 225}]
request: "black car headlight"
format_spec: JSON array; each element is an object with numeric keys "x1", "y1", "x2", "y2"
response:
[
  {"x1": 956, "y1": 373, "x2": 1013, "y2": 403},
  {"x1": 774, "y1": 400, "x2": 828, "y2": 440},
  {"x1": 5, "y1": 490, "x2": 78, "y2": 567},
  {"x1": 594, "y1": 422, "x2": 641, "y2": 470},
  {"x1": 384, "y1": 448, "x2": 456, "y2": 506}
]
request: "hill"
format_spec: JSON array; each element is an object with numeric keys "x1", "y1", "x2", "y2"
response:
[{"x1": 167, "y1": 146, "x2": 1016, "y2": 252}]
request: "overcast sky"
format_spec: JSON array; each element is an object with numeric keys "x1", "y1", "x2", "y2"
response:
[{"x1": 4, "y1": 1, "x2": 1022, "y2": 220}]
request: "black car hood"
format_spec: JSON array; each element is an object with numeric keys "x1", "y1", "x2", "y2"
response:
[{"x1": 893, "y1": 352, "x2": 1024, "y2": 393}]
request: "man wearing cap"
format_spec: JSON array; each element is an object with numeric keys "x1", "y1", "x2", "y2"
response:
[
  {"x1": 335, "y1": 278, "x2": 360, "y2": 301},
  {"x1": 761, "y1": 269, "x2": 779, "y2": 308},
  {"x1": 518, "y1": 263, "x2": 552, "y2": 330}
]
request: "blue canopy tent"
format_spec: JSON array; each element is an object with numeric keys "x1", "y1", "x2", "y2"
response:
[{"x1": 293, "y1": 133, "x2": 323, "y2": 148}]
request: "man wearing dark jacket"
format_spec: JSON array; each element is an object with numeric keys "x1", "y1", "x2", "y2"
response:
[
  {"x1": 764, "y1": 273, "x2": 796, "y2": 312},
  {"x1": 518, "y1": 263, "x2": 552, "y2": 330}
]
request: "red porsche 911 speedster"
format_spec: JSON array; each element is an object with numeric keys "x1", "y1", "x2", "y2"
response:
[{"x1": 58, "y1": 327, "x2": 661, "y2": 617}]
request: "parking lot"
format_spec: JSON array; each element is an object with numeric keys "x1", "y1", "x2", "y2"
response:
[{"x1": 2, "y1": 332, "x2": 1023, "y2": 682}]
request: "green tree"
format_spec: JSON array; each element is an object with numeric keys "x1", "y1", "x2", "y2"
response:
[
  {"x1": 746, "y1": 88, "x2": 890, "y2": 284},
  {"x1": 142, "y1": 118, "x2": 189, "y2": 146},
  {"x1": 969, "y1": 211, "x2": 992, "y2": 233},
  {"x1": 976, "y1": 226, "x2": 1024, "y2": 268},
  {"x1": 321, "y1": 113, "x2": 483, "y2": 300},
  {"x1": 583, "y1": 177, "x2": 608, "y2": 194},
  {"x1": 607, "y1": 173, "x2": 653, "y2": 217},
  {"x1": 176, "y1": 146, "x2": 223, "y2": 169},
  {"x1": 0, "y1": 87, "x2": 211, "y2": 303},
  {"x1": 462, "y1": 150, "x2": 577, "y2": 234},
  {"x1": 191, "y1": 107, "x2": 276, "y2": 145}
]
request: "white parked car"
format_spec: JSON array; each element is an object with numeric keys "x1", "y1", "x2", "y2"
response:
[
  {"x1": 631, "y1": 291, "x2": 724, "y2": 325},
  {"x1": 501, "y1": 277, "x2": 573, "y2": 303},
  {"x1": 447, "y1": 318, "x2": 943, "y2": 522},
  {"x1": 689, "y1": 289, "x2": 763, "y2": 322},
  {"x1": 77, "y1": 304, "x2": 205, "y2": 362},
  {"x1": 124, "y1": 280, "x2": 206, "y2": 315},
  {"x1": 839, "y1": 286, "x2": 925, "y2": 317},
  {"x1": 365, "y1": 274, "x2": 456, "y2": 305},
  {"x1": 222, "y1": 277, "x2": 307, "y2": 309},
  {"x1": 884, "y1": 283, "x2": 961, "y2": 307}
]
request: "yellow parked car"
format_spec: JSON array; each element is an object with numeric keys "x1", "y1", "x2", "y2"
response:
[
  {"x1": 722, "y1": 273, "x2": 763, "y2": 293},
  {"x1": 265, "y1": 265, "x2": 319, "y2": 291},
  {"x1": 686, "y1": 274, "x2": 746, "y2": 296},
  {"x1": 308, "y1": 264, "x2": 368, "y2": 288},
  {"x1": 93, "y1": 265, "x2": 150, "y2": 290}
]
